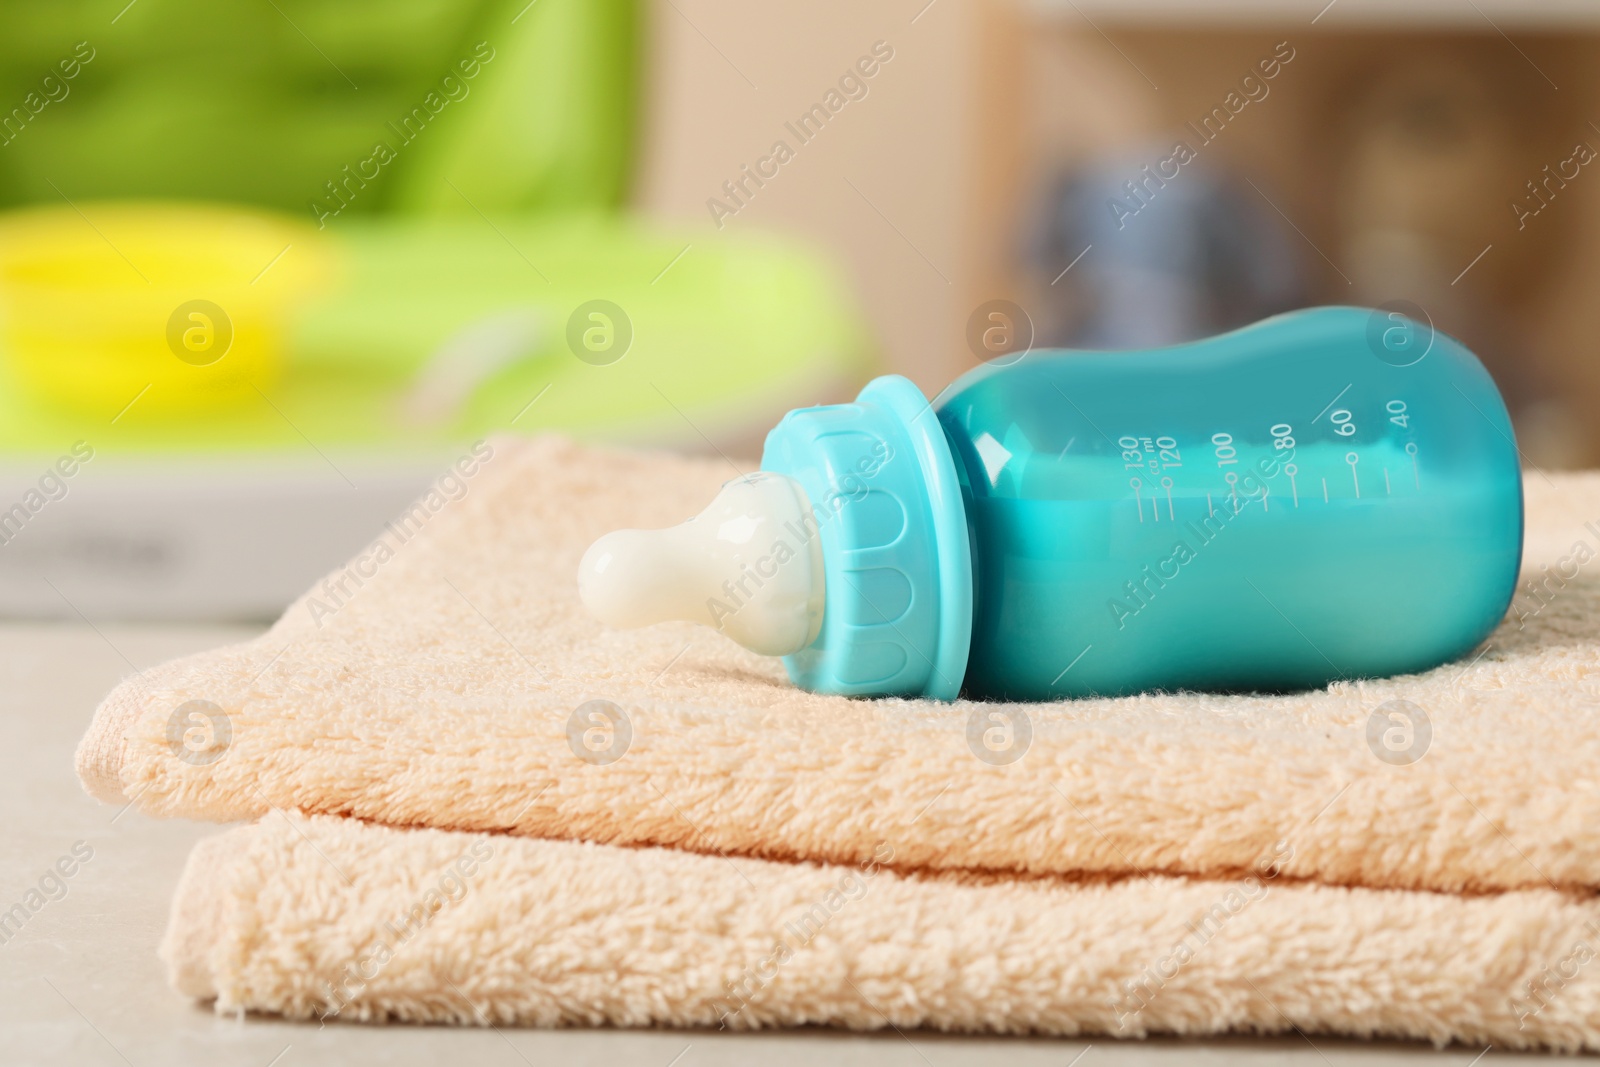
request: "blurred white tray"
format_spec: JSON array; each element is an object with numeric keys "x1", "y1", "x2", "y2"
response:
[{"x1": 0, "y1": 454, "x2": 440, "y2": 622}]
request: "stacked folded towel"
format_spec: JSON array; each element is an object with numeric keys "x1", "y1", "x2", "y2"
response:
[{"x1": 76, "y1": 437, "x2": 1600, "y2": 1049}]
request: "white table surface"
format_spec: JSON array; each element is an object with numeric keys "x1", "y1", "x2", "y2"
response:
[{"x1": 0, "y1": 621, "x2": 1567, "y2": 1065}]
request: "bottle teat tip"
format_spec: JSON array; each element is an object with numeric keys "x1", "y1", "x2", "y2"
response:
[{"x1": 578, "y1": 473, "x2": 823, "y2": 657}]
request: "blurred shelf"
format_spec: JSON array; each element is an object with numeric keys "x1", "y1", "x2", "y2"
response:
[{"x1": 1028, "y1": 0, "x2": 1600, "y2": 29}]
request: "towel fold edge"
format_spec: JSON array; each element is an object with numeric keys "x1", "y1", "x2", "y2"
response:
[
  {"x1": 159, "y1": 826, "x2": 247, "y2": 1002},
  {"x1": 74, "y1": 677, "x2": 146, "y2": 804}
]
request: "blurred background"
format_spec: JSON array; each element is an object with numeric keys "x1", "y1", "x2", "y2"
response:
[{"x1": 0, "y1": 0, "x2": 1593, "y2": 621}]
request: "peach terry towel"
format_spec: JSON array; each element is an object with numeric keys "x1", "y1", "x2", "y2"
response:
[
  {"x1": 164, "y1": 812, "x2": 1600, "y2": 1050},
  {"x1": 76, "y1": 437, "x2": 1600, "y2": 894}
]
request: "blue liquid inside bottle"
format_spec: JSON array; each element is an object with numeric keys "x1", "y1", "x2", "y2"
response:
[{"x1": 934, "y1": 305, "x2": 1523, "y2": 699}]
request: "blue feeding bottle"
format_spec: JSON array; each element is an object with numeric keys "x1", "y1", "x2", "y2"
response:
[{"x1": 578, "y1": 306, "x2": 1524, "y2": 700}]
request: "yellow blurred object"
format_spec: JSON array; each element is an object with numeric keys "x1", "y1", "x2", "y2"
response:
[{"x1": 0, "y1": 202, "x2": 332, "y2": 416}]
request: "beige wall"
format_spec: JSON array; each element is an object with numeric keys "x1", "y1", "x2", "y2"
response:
[{"x1": 634, "y1": 0, "x2": 992, "y2": 395}]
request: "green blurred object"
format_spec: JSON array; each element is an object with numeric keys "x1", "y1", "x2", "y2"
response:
[
  {"x1": 0, "y1": 213, "x2": 867, "y2": 452},
  {"x1": 0, "y1": 0, "x2": 635, "y2": 215},
  {"x1": 0, "y1": 0, "x2": 871, "y2": 454}
]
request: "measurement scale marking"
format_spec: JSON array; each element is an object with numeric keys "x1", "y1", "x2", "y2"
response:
[
  {"x1": 1383, "y1": 467, "x2": 1391, "y2": 496},
  {"x1": 1321, "y1": 477, "x2": 1328, "y2": 503}
]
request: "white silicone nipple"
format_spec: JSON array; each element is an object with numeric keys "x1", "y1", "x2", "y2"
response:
[{"x1": 578, "y1": 472, "x2": 825, "y2": 656}]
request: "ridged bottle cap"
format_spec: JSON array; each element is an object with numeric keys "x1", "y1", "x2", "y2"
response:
[{"x1": 760, "y1": 375, "x2": 972, "y2": 700}]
